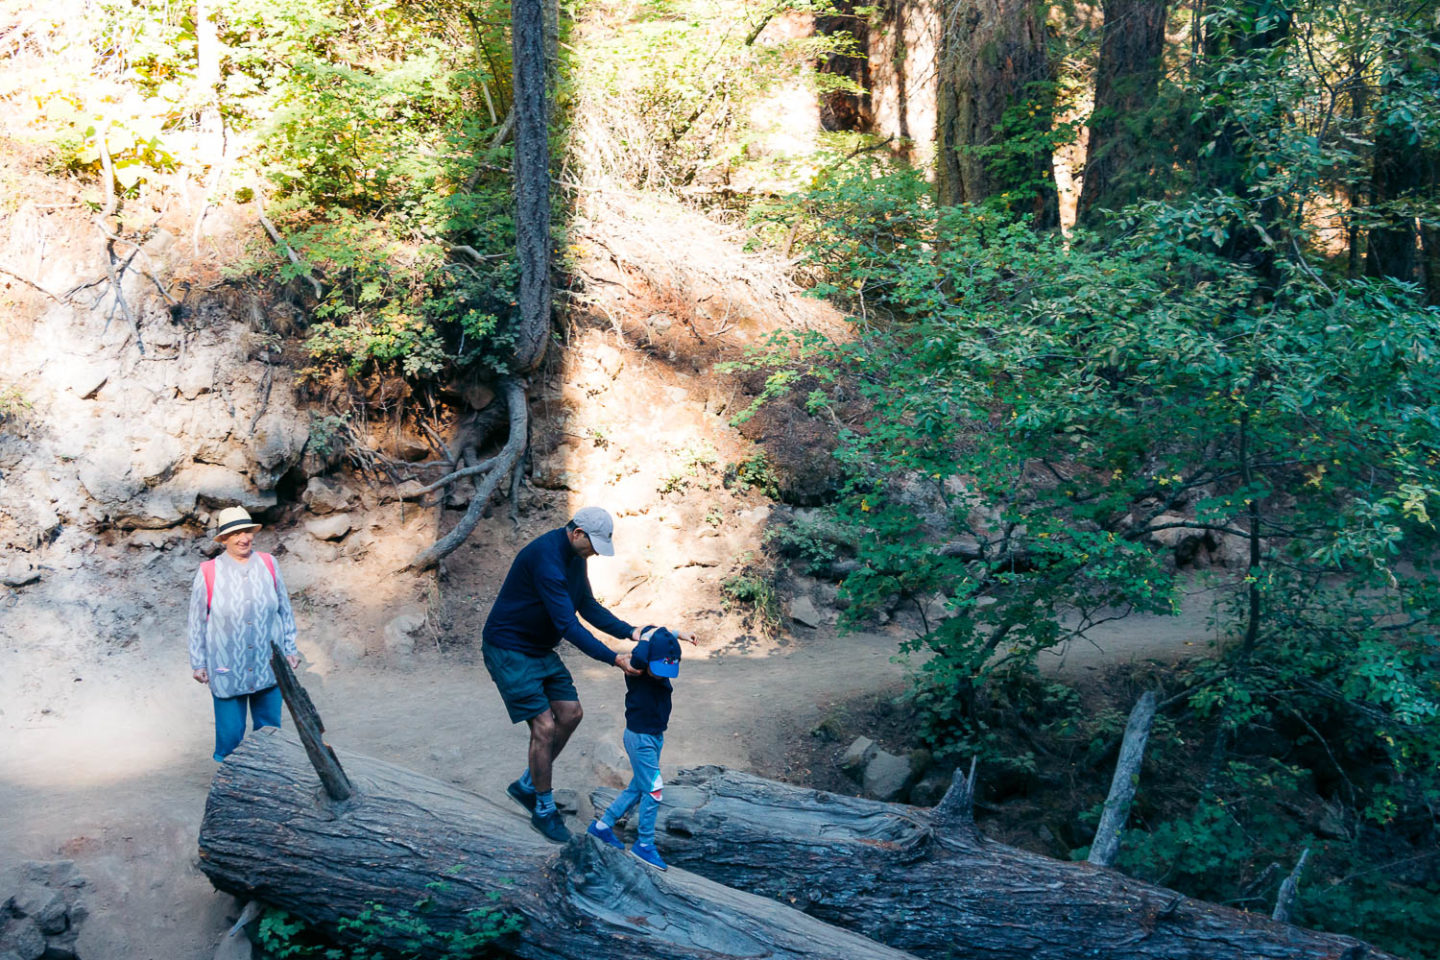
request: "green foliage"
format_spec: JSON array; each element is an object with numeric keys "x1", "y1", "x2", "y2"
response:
[
  {"x1": 254, "y1": 896, "x2": 521, "y2": 960},
  {"x1": 725, "y1": 452, "x2": 781, "y2": 498},
  {"x1": 0, "y1": 384, "x2": 31, "y2": 431},
  {"x1": 571, "y1": 0, "x2": 863, "y2": 192},
  {"x1": 658, "y1": 441, "x2": 719, "y2": 494},
  {"x1": 721, "y1": 556, "x2": 781, "y2": 637}
]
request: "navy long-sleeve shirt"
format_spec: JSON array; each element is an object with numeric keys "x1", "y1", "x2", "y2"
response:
[
  {"x1": 624, "y1": 673, "x2": 673, "y2": 735},
  {"x1": 482, "y1": 527, "x2": 635, "y2": 663}
]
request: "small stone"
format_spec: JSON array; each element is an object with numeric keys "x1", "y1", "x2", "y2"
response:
[
  {"x1": 839, "y1": 736, "x2": 877, "y2": 776},
  {"x1": 551, "y1": 788, "x2": 580, "y2": 815},
  {"x1": 862, "y1": 748, "x2": 914, "y2": 801},
  {"x1": 304, "y1": 513, "x2": 352, "y2": 541},
  {"x1": 2, "y1": 557, "x2": 40, "y2": 588},
  {"x1": 788, "y1": 594, "x2": 822, "y2": 629}
]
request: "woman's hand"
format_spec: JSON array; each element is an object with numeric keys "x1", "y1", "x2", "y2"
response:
[
  {"x1": 286, "y1": 655, "x2": 299, "y2": 669},
  {"x1": 192, "y1": 668, "x2": 209, "y2": 684}
]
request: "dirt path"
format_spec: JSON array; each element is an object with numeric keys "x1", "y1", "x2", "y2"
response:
[{"x1": 0, "y1": 573, "x2": 1222, "y2": 959}]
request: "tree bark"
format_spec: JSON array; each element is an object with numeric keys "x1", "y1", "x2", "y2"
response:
[
  {"x1": 511, "y1": 0, "x2": 551, "y2": 372},
  {"x1": 593, "y1": 766, "x2": 1400, "y2": 960},
  {"x1": 1077, "y1": 0, "x2": 1169, "y2": 226},
  {"x1": 197, "y1": 730, "x2": 919, "y2": 960},
  {"x1": 935, "y1": 0, "x2": 1058, "y2": 226}
]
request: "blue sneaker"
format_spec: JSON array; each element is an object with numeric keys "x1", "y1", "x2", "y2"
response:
[
  {"x1": 587, "y1": 822, "x2": 625, "y2": 849},
  {"x1": 631, "y1": 842, "x2": 667, "y2": 871},
  {"x1": 507, "y1": 779, "x2": 537, "y2": 814}
]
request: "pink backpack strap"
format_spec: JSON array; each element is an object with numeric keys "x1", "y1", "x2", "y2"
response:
[
  {"x1": 201, "y1": 559, "x2": 217, "y2": 615},
  {"x1": 258, "y1": 552, "x2": 277, "y2": 589},
  {"x1": 201, "y1": 555, "x2": 277, "y2": 618}
]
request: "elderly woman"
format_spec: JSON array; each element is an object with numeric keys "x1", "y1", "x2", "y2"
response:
[{"x1": 187, "y1": 506, "x2": 300, "y2": 761}]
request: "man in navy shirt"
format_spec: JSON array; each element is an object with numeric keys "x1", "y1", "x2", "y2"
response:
[{"x1": 482, "y1": 506, "x2": 645, "y2": 842}]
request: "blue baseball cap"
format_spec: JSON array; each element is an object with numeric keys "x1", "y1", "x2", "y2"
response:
[{"x1": 633, "y1": 626, "x2": 682, "y2": 678}]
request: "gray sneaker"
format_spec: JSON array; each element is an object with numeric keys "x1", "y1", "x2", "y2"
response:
[{"x1": 531, "y1": 808, "x2": 572, "y2": 843}]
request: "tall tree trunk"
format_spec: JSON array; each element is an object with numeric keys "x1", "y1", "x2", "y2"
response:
[
  {"x1": 1077, "y1": 0, "x2": 1169, "y2": 226},
  {"x1": 511, "y1": 0, "x2": 551, "y2": 372},
  {"x1": 935, "y1": 0, "x2": 1059, "y2": 227}
]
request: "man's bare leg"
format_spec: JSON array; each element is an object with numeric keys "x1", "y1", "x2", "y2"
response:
[{"x1": 526, "y1": 699, "x2": 583, "y2": 794}]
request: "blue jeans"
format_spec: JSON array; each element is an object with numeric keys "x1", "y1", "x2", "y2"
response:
[
  {"x1": 602, "y1": 729, "x2": 664, "y2": 845},
  {"x1": 212, "y1": 685, "x2": 283, "y2": 761}
]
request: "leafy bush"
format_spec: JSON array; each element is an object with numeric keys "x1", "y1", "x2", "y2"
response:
[{"x1": 255, "y1": 896, "x2": 521, "y2": 960}]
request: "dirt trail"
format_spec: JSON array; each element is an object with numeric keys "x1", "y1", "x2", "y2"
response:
[{"x1": 0, "y1": 570, "x2": 1221, "y2": 959}]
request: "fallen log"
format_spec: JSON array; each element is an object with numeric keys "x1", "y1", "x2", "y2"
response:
[
  {"x1": 594, "y1": 766, "x2": 1397, "y2": 960},
  {"x1": 197, "y1": 729, "x2": 919, "y2": 960}
]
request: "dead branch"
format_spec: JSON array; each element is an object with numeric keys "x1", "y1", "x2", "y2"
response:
[
  {"x1": 259, "y1": 212, "x2": 323, "y2": 300},
  {"x1": 1271, "y1": 848, "x2": 1310, "y2": 924},
  {"x1": 1088, "y1": 689, "x2": 1159, "y2": 867},
  {"x1": 404, "y1": 377, "x2": 527, "y2": 571}
]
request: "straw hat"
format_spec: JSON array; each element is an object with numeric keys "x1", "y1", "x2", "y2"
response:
[{"x1": 213, "y1": 506, "x2": 261, "y2": 542}]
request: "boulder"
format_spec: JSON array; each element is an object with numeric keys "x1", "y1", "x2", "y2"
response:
[
  {"x1": 840, "y1": 736, "x2": 878, "y2": 776},
  {"x1": 305, "y1": 513, "x2": 353, "y2": 542},
  {"x1": 861, "y1": 749, "x2": 914, "y2": 802},
  {"x1": 788, "y1": 594, "x2": 822, "y2": 628},
  {"x1": 302, "y1": 477, "x2": 352, "y2": 515}
]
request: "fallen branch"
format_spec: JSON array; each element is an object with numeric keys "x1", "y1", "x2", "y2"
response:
[{"x1": 0, "y1": 265, "x2": 65, "y2": 303}]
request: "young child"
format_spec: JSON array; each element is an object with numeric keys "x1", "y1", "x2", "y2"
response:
[{"x1": 587, "y1": 625, "x2": 682, "y2": 870}]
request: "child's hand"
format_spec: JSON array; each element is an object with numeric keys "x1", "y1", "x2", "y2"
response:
[{"x1": 678, "y1": 630, "x2": 699, "y2": 645}]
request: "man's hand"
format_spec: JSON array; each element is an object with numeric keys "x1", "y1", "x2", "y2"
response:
[
  {"x1": 192, "y1": 668, "x2": 209, "y2": 684},
  {"x1": 615, "y1": 652, "x2": 642, "y2": 676}
]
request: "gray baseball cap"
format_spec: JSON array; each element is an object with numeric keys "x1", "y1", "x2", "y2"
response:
[{"x1": 571, "y1": 506, "x2": 616, "y2": 556}]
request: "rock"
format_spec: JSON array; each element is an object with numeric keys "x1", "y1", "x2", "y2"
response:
[
  {"x1": 551, "y1": 788, "x2": 580, "y2": 816},
  {"x1": 386, "y1": 434, "x2": 431, "y2": 462},
  {"x1": 383, "y1": 607, "x2": 428, "y2": 657},
  {"x1": 64, "y1": 364, "x2": 109, "y2": 400},
  {"x1": 839, "y1": 736, "x2": 877, "y2": 776},
  {"x1": 380, "y1": 479, "x2": 427, "y2": 502},
  {"x1": 590, "y1": 739, "x2": 632, "y2": 788},
  {"x1": 305, "y1": 514, "x2": 353, "y2": 542},
  {"x1": 35, "y1": 896, "x2": 67, "y2": 936},
  {"x1": 0, "y1": 917, "x2": 43, "y2": 960},
  {"x1": 1, "y1": 558, "x2": 39, "y2": 588},
  {"x1": 788, "y1": 594, "x2": 822, "y2": 628},
  {"x1": 165, "y1": 464, "x2": 276, "y2": 513},
  {"x1": 592, "y1": 344, "x2": 624, "y2": 379},
  {"x1": 302, "y1": 477, "x2": 352, "y2": 515},
  {"x1": 250, "y1": 409, "x2": 309, "y2": 475},
  {"x1": 862, "y1": 748, "x2": 914, "y2": 802}
]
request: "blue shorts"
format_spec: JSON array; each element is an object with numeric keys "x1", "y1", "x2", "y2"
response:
[{"x1": 482, "y1": 643, "x2": 580, "y2": 723}]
